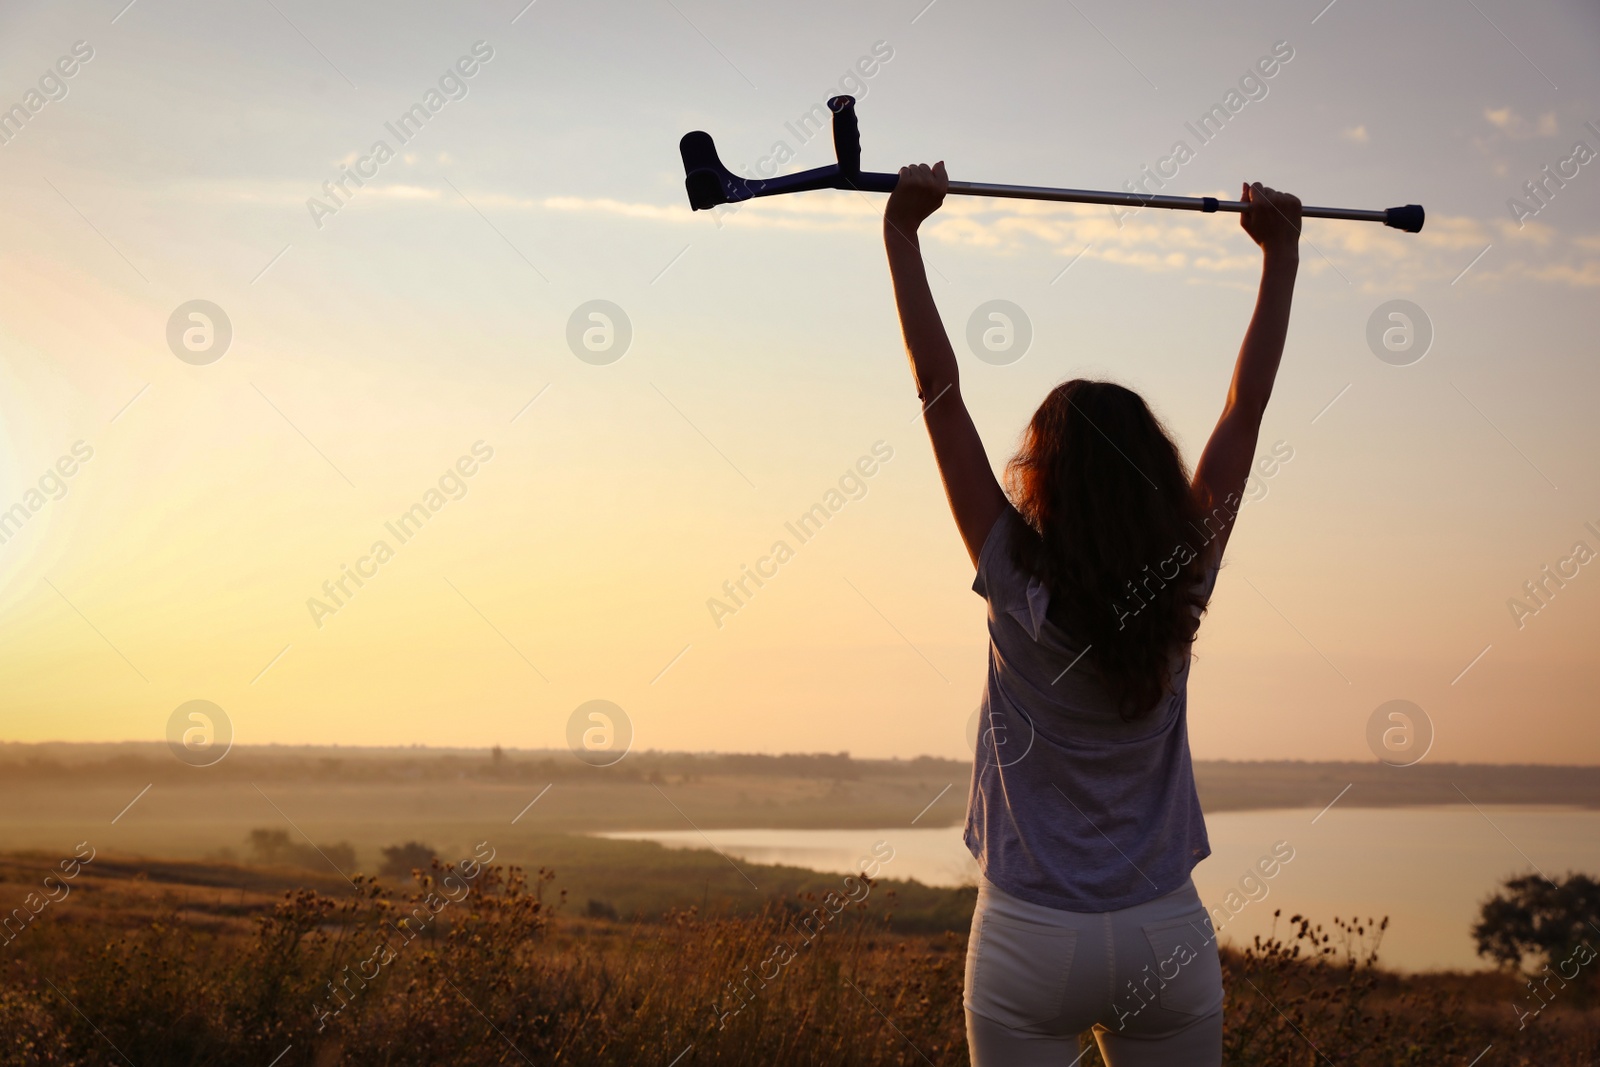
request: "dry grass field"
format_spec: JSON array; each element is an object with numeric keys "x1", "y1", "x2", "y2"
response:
[
  {"x1": 3, "y1": 745, "x2": 1598, "y2": 1063},
  {"x1": 1, "y1": 849, "x2": 1597, "y2": 1066}
]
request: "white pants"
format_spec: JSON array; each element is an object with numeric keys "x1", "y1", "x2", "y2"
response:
[{"x1": 964, "y1": 874, "x2": 1223, "y2": 1067}]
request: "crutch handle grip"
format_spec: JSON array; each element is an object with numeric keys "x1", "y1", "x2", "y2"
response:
[{"x1": 828, "y1": 96, "x2": 862, "y2": 182}]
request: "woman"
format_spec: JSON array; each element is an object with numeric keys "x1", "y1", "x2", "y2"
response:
[{"x1": 882, "y1": 163, "x2": 1301, "y2": 1066}]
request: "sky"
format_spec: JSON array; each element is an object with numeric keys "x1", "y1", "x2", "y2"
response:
[{"x1": 0, "y1": 0, "x2": 1597, "y2": 763}]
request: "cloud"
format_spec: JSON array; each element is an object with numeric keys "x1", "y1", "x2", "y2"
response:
[
  {"x1": 538, "y1": 190, "x2": 1600, "y2": 290},
  {"x1": 540, "y1": 192, "x2": 877, "y2": 234},
  {"x1": 1494, "y1": 217, "x2": 1556, "y2": 246},
  {"x1": 176, "y1": 176, "x2": 1593, "y2": 294},
  {"x1": 367, "y1": 185, "x2": 442, "y2": 201},
  {"x1": 541, "y1": 196, "x2": 693, "y2": 223},
  {"x1": 1483, "y1": 107, "x2": 1560, "y2": 139},
  {"x1": 1413, "y1": 215, "x2": 1492, "y2": 251},
  {"x1": 1522, "y1": 261, "x2": 1600, "y2": 286}
]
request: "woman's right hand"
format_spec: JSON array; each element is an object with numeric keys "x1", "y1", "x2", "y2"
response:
[
  {"x1": 1239, "y1": 181, "x2": 1301, "y2": 257},
  {"x1": 885, "y1": 161, "x2": 948, "y2": 233}
]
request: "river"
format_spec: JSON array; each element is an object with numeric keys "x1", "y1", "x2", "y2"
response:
[{"x1": 599, "y1": 804, "x2": 1600, "y2": 972}]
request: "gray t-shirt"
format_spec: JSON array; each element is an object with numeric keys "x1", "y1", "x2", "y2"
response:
[{"x1": 965, "y1": 505, "x2": 1220, "y2": 912}]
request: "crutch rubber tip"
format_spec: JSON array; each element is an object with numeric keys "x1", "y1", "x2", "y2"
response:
[{"x1": 1384, "y1": 204, "x2": 1425, "y2": 233}]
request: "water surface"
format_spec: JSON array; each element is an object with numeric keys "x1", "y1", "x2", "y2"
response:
[{"x1": 601, "y1": 805, "x2": 1600, "y2": 972}]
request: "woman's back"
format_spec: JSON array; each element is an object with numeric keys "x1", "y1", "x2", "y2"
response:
[{"x1": 967, "y1": 506, "x2": 1221, "y2": 911}]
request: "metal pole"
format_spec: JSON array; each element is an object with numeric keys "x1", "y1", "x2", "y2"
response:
[{"x1": 942, "y1": 179, "x2": 1388, "y2": 224}]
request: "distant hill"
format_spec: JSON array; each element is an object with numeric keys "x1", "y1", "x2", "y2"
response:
[
  {"x1": 1191, "y1": 759, "x2": 1600, "y2": 812},
  {"x1": 1, "y1": 741, "x2": 1596, "y2": 812}
]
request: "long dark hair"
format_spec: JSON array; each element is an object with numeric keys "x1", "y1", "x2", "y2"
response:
[{"x1": 1005, "y1": 379, "x2": 1211, "y2": 719}]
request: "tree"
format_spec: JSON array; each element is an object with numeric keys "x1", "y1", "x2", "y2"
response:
[
  {"x1": 380, "y1": 841, "x2": 439, "y2": 880},
  {"x1": 248, "y1": 828, "x2": 293, "y2": 865},
  {"x1": 246, "y1": 828, "x2": 357, "y2": 876},
  {"x1": 1474, "y1": 872, "x2": 1600, "y2": 985}
]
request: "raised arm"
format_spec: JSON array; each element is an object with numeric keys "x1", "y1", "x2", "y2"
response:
[
  {"x1": 1192, "y1": 181, "x2": 1302, "y2": 562},
  {"x1": 883, "y1": 162, "x2": 1007, "y2": 566}
]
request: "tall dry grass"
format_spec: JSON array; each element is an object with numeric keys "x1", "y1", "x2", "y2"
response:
[{"x1": 2, "y1": 862, "x2": 1596, "y2": 1065}]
